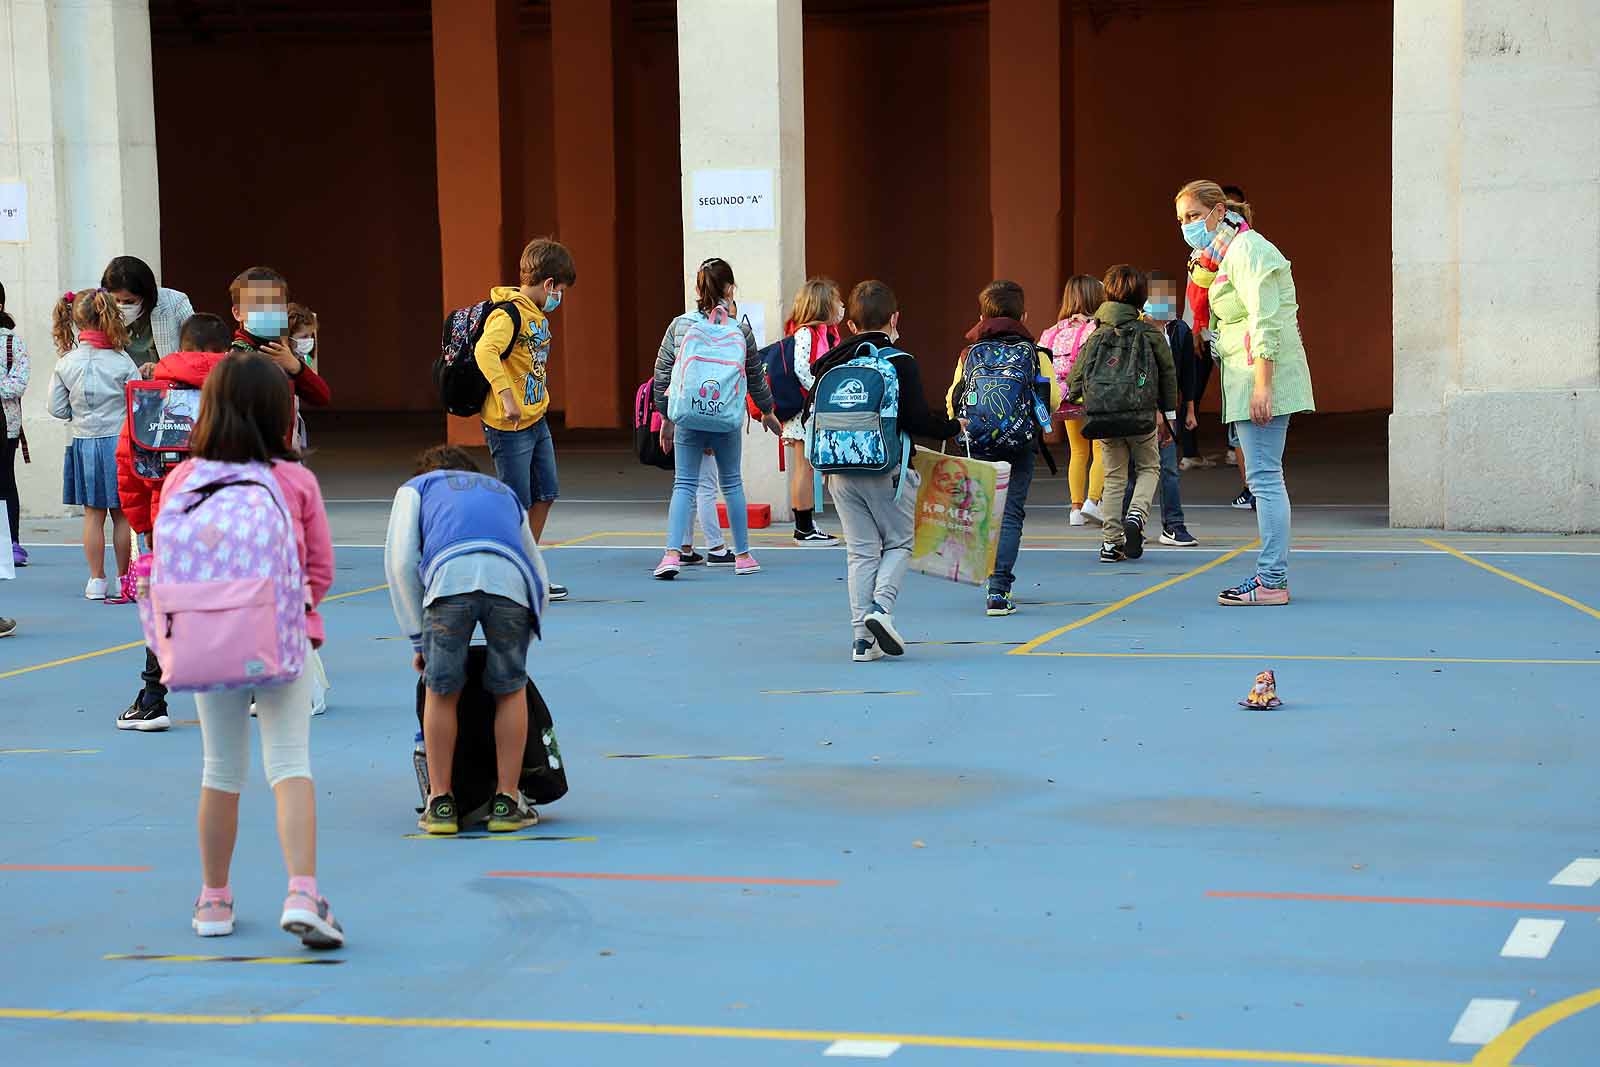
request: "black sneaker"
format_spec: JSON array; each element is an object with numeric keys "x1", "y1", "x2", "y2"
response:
[
  {"x1": 863, "y1": 602, "x2": 905, "y2": 655},
  {"x1": 418, "y1": 792, "x2": 459, "y2": 835},
  {"x1": 548, "y1": 584, "x2": 569, "y2": 601},
  {"x1": 1123, "y1": 509, "x2": 1146, "y2": 559},
  {"x1": 679, "y1": 550, "x2": 705, "y2": 566},
  {"x1": 1231, "y1": 488, "x2": 1255, "y2": 510},
  {"x1": 706, "y1": 550, "x2": 736, "y2": 566},
  {"x1": 793, "y1": 528, "x2": 840, "y2": 546},
  {"x1": 985, "y1": 592, "x2": 1016, "y2": 616},
  {"x1": 1099, "y1": 542, "x2": 1126, "y2": 563},
  {"x1": 116, "y1": 693, "x2": 170, "y2": 732},
  {"x1": 487, "y1": 792, "x2": 539, "y2": 832}
]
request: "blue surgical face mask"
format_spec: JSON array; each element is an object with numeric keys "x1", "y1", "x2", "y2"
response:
[
  {"x1": 1181, "y1": 217, "x2": 1213, "y2": 250},
  {"x1": 245, "y1": 308, "x2": 289, "y2": 338},
  {"x1": 543, "y1": 288, "x2": 563, "y2": 314},
  {"x1": 1144, "y1": 301, "x2": 1177, "y2": 320}
]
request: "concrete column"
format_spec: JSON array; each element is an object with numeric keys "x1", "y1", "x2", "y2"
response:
[
  {"x1": 988, "y1": 0, "x2": 1069, "y2": 318},
  {"x1": 551, "y1": 0, "x2": 629, "y2": 429},
  {"x1": 676, "y1": 0, "x2": 805, "y2": 522},
  {"x1": 1391, "y1": 0, "x2": 1600, "y2": 530},
  {"x1": 432, "y1": 0, "x2": 523, "y2": 447},
  {"x1": 0, "y1": 0, "x2": 161, "y2": 517}
]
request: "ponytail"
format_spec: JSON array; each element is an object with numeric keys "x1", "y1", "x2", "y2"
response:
[
  {"x1": 52, "y1": 293, "x2": 77, "y2": 354},
  {"x1": 695, "y1": 257, "x2": 736, "y2": 317}
]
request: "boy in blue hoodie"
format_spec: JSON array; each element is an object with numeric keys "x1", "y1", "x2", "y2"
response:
[{"x1": 385, "y1": 446, "x2": 549, "y2": 835}]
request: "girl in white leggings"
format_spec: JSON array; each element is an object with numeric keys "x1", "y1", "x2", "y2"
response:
[{"x1": 162, "y1": 354, "x2": 341, "y2": 948}]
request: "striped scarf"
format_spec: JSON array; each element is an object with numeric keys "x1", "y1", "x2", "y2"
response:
[{"x1": 1186, "y1": 210, "x2": 1249, "y2": 337}]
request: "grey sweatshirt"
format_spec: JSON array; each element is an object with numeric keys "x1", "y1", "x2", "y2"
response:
[{"x1": 652, "y1": 307, "x2": 774, "y2": 417}]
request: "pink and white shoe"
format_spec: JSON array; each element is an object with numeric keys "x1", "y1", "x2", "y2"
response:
[
  {"x1": 280, "y1": 891, "x2": 344, "y2": 949},
  {"x1": 192, "y1": 896, "x2": 235, "y2": 937},
  {"x1": 653, "y1": 551, "x2": 681, "y2": 580},
  {"x1": 735, "y1": 554, "x2": 761, "y2": 576},
  {"x1": 1217, "y1": 575, "x2": 1290, "y2": 606}
]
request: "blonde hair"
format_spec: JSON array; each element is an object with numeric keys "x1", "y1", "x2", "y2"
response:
[
  {"x1": 52, "y1": 288, "x2": 130, "y2": 354},
  {"x1": 790, "y1": 276, "x2": 842, "y2": 328},
  {"x1": 1056, "y1": 274, "x2": 1106, "y2": 321},
  {"x1": 1175, "y1": 179, "x2": 1253, "y2": 226}
]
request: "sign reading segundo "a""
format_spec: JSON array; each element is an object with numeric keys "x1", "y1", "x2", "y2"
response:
[{"x1": 690, "y1": 169, "x2": 775, "y2": 232}]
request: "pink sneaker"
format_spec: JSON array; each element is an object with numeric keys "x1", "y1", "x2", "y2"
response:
[
  {"x1": 192, "y1": 896, "x2": 235, "y2": 937},
  {"x1": 1217, "y1": 575, "x2": 1290, "y2": 606},
  {"x1": 653, "y1": 551, "x2": 681, "y2": 580},
  {"x1": 735, "y1": 554, "x2": 761, "y2": 576},
  {"x1": 280, "y1": 891, "x2": 344, "y2": 949}
]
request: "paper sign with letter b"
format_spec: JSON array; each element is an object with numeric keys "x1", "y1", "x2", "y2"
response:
[
  {"x1": 0, "y1": 184, "x2": 26, "y2": 243},
  {"x1": 691, "y1": 169, "x2": 775, "y2": 232}
]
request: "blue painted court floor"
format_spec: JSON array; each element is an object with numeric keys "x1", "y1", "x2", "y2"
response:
[{"x1": 3, "y1": 502, "x2": 1599, "y2": 1065}]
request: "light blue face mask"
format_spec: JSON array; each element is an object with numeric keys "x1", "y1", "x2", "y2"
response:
[
  {"x1": 1144, "y1": 301, "x2": 1177, "y2": 320},
  {"x1": 245, "y1": 308, "x2": 289, "y2": 338},
  {"x1": 543, "y1": 288, "x2": 563, "y2": 314},
  {"x1": 1181, "y1": 217, "x2": 1213, "y2": 250}
]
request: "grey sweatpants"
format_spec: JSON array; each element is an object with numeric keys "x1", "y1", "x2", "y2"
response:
[{"x1": 827, "y1": 469, "x2": 918, "y2": 642}]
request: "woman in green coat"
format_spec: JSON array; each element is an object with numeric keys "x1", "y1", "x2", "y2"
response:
[{"x1": 1175, "y1": 180, "x2": 1315, "y2": 606}]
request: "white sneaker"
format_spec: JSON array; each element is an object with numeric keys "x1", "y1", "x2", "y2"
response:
[
  {"x1": 851, "y1": 639, "x2": 883, "y2": 662},
  {"x1": 1069, "y1": 509, "x2": 1086, "y2": 526},
  {"x1": 1081, "y1": 499, "x2": 1105, "y2": 522},
  {"x1": 863, "y1": 603, "x2": 905, "y2": 656},
  {"x1": 1225, "y1": 449, "x2": 1236, "y2": 464},
  {"x1": 84, "y1": 577, "x2": 108, "y2": 601}
]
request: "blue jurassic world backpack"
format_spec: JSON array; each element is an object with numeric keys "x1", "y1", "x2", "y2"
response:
[{"x1": 806, "y1": 343, "x2": 910, "y2": 495}]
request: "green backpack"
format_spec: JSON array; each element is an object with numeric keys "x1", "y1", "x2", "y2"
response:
[{"x1": 1075, "y1": 320, "x2": 1159, "y2": 439}]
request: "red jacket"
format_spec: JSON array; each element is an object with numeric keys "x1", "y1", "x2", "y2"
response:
[
  {"x1": 116, "y1": 350, "x2": 228, "y2": 535},
  {"x1": 231, "y1": 331, "x2": 332, "y2": 407}
]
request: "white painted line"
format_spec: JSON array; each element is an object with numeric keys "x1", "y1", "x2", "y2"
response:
[
  {"x1": 1550, "y1": 857, "x2": 1600, "y2": 887},
  {"x1": 1448, "y1": 998, "x2": 1520, "y2": 1044},
  {"x1": 823, "y1": 1039, "x2": 901, "y2": 1058},
  {"x1": 1500, "y1": 917, "x2": 1564, "y2": 959}
]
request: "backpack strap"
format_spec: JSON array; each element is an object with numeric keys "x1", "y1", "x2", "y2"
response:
[
  {"x1": 179, "y1": 476, "x2": 290, "y2": 525},
  {"x1": 892, "y1": 433, "x2": 913, "y2": 502},
  {"x1": 4, "y1": 336, "x2": 24, "y2": 463},
  {"x1": 490, "y1": 302, "x2": 522, "y2": 360}
]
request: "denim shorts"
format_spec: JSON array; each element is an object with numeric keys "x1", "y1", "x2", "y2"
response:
[
  {"x1": 1227, "y1": 421, "x2": 1241, "y2": 449},
  {"x1": 421, "y1": 592, "x2": 532, "y2": 696},
  {"x1": 482, "y1": 419, "x2": 559, "y2": 510}
]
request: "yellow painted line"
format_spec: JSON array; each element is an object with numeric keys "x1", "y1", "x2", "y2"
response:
[
  {"x1": 104, "y1": 954, "x2": 341, "y2": 966},
  {"x1": 1009, "y1": 542, "x2": 1256, "y2": 656},
  {"x1": 0, "y1": 583, "x2": 387, "y2": 681},
  {"x1": 0, "y1": 748, "x2": 99, "y2": 754},
  {"x1": 0, "y1": 640, "x2": 144, "y2": 681},
  {"x1": 543, "y1": 531, "x2": 661, "y2": 547},
  {"x1": 0, "y1": 1008, "x2": 1466, "y2": 1065},
  {"x1": 1423, "y1": 539, "x2": 1600, "y2": 622},
  {"x1": 1471, "y1": 986, "x2": 1600, "y2": 1066},
  {"x1": 1016, "y1": 651, "x2": 1599, "y2": 665},
  {"x1": 323, "y1": 583, "x2": 389, "y2": 603}
]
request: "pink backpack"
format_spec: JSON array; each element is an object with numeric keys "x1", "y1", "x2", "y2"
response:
[
  {"x1": 1042, "y1": 315, "x2": 1098, "y2": 418},
  {"x1": 140, "y1": 460, "x2": 307, "y2": 692}
]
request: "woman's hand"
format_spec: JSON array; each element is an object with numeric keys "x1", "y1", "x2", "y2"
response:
[
  {"x1": 1250, "y1": 383, "x2": 1273, "y2": 425},
  {"x1": 760, "y1": 412, "x2": 782, "y2": 435},
  {"x1": 660, "y1": 418, "x2": 674, "y2": 454}
]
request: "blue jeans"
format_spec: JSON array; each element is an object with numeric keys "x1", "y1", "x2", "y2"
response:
[
  {"x1": 668, "y1": 427, "x2": 748, "y2": 555},
  {"x1": 1233, "y1": 415, "x2": 1291, "y2": 587},
  {"x1": 1122, "y1": 436, "x2": 1184, "y2": 530},
  {"x1": 482, "y1": 420, "x2": 559, "y2": 510},
  {"x1": 987, "y1": 446, "x2": 1034, "y2": 596}
]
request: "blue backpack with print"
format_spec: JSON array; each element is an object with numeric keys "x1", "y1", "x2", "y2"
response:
[
  {"x1": 959, "y1": 337, "x2": 1052, "y2": 456},
  {"x1": 807, "y1": 344, "x2": 910, "y2": 493}
]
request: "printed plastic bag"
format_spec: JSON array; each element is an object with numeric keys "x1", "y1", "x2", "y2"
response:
[{"x1": 907, "y1": 451, "x2": 1010, "y2": 585}]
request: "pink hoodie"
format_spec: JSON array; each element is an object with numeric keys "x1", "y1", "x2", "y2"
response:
[{"x1": 269, "y1": 460, "x2": 334, "y2": 647}]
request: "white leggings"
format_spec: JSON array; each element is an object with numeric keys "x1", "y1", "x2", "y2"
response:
[
  {"x1": 195, "y1": 664, "x2": 314, "y2": 793},
  {"x1": 692, "y1": 454, "x2": 725, "y2": 550}
]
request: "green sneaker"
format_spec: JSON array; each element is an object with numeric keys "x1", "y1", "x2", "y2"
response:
[
  {"x1": 487, "y1": 792, "x2": 539, "y2": 833},
  {"x1": 418, "y1": 793, "x2": 459, "y2": 835}
]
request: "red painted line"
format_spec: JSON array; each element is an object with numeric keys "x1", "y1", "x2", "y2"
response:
[
  {"x1": 0, "y1": 864, "x2": 150, "y2": 873},
  {"x1": 486, "y1": 871, "x2": 837, "y2": 887},
  {"x1": 1208, "y1": 890, "x2": 1600, "y2": 913}
]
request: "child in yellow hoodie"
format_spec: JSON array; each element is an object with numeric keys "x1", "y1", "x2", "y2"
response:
[{"x1": 475, "y1": 238, "x2": 577, "y2": 600}]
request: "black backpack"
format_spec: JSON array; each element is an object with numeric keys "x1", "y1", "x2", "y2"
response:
[
  {"x1": 434, "y1": 300, "x2": 523, "y2": 417},
  {"x1": 412, "y1": 645, "x2": 568, "y2": 822},
  {"x1": 1076, "y1": 319, "x2": 1159, "y2": 439}
]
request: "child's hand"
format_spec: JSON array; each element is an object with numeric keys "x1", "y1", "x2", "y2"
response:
[
  {"x1": 139, "y1": 362, "x2": 157, "y2": 379},
  {"x1": 1157, "y1": 418, "x2": 1174, "y2": 447},
  {"x1": 262, "y1": 341, "x2": 302, "y2": 375},
  {"x1": 498, "y1": 388, "x2": 519, "y2": 423},
  {"x1": 1185, "y1": 410, "x2": 1198, "y2": 431},
  {"x1": 660, "y1": 419, "x2": 674, "y2": 454},
  {"x1": 760, "y1": 412, "x2": 782, "y2": 435},
  {"x1": 412, "y1": 653, "x2": 426, "y2": 674}
]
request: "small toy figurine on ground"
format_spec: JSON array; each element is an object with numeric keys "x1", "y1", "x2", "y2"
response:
[{"x1": 1240, "y1": 669, "x2": 1282, "y2": 710}]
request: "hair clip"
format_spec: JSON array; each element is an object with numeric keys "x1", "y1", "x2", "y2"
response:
[{"x1": 63, "y1": 290, "x2": 76, "y2": 304}]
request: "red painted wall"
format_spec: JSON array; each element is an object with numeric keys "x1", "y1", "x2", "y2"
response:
[{"x1": 152, "y1": 1, "x2": 1392, "y2": 418}]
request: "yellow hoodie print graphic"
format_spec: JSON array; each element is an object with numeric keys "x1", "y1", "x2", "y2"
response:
[{"x1": 474, "y1": 285, "x2": 552, "y2": 430}]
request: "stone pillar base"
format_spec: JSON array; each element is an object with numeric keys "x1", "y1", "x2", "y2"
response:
[{"x1": 1391, "y1": 389, "x2": 1600, "y2": 531}]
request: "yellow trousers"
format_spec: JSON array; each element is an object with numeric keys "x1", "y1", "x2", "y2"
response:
[{"x1": 1063, "y1": 418, "x2": 1104, "y2": 506}]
